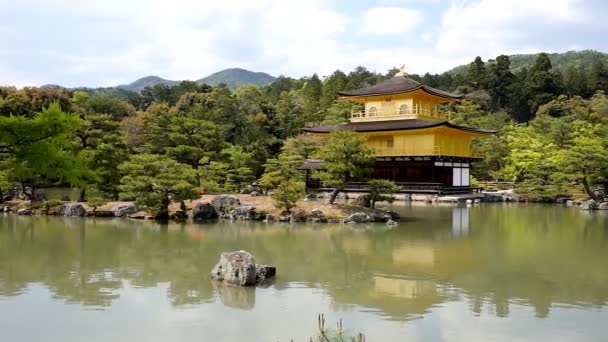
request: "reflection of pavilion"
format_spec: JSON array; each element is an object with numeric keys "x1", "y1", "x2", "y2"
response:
[
  {"x1": 373, "y1": 275, "x2": 437, "y2": 300},
  {"x1": 452, "y1": 207, "x2": 469, "y2": 237}
]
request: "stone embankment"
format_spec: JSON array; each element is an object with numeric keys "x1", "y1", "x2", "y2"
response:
[{"x1": 0, "y1": 194, "x2": 402, "y2": 224}]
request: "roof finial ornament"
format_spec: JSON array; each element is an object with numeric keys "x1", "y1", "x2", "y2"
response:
[{"x1": 394, "y1": 64, "x2": 407, "y2": 77}]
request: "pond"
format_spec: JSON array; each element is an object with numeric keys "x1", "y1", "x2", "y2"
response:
[{"x1": 1, "y1": 204, "x2": 607, "y2": 341}]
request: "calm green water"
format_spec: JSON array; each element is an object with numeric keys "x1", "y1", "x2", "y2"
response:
[{"x1": 1, "y1": 204, "x2": 607, "y2": 341}]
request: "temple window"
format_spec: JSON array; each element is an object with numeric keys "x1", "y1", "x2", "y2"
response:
[
  {"x1": 369, "y1": 107, "x2": 377, "y2": 117},
  {"x1": 399, "y1": 104, "x2": 408, "y2": 115}
]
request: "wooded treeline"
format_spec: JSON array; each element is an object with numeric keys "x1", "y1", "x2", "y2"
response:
[{"x1": 1, "y1": 51, "x2": 607, "y2": 212}]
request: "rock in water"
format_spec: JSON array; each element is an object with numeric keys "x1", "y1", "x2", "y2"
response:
[
  {"x1": 255, "y1": 265, "x2": 276, "y2": 282},
  {"x1": 345, "y1": 212, "x2": 371, "y2": 223},
  {"x1": 56, "y1": 203, "x2": 87, "y2": 217},
  {"x1": 210, "y1": 195, "x2": 241, "y2": 218},
  {"x1": 211, "y1": 250, "x2": 258, "y2": 286},
  {"x1": 598, "y1": 202, "x2": 608, "y2": 210},
  {"x1": 369, "y1": 208, "x2": 391, "y2": 222},
  {"x1": 210, "y1": 250, "x2": 276, "y2": 286},
  {"x1": 191, "y1": 202, "x2": 218, "y2": 220},
  {"x1": 113, "y1": 203, "x2": 138, "y2": 217},
  {"x1": 580, "y1": 200, "x2": 597, "y2": 210},
  {"x1": 17, "y1": 208, "x2": 32, "y2": 215},
  {"x1": 289, "y1": 209, "x2": 308, "y2": 222}
]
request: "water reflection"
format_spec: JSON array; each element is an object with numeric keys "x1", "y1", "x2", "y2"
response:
[{"x1": 0, "y1": 204, "x2": 607, "y2": 325}]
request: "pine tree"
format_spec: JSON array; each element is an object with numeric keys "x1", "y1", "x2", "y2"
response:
[
  {"x1": 589, "y1": 61, "x2": 608, "y2": 93},
  {"x1": 467, "y1": 56, "x2": 487, "y2": 89},
  {"x1": 302, "y1": 74, "x2": 323, "y2": 124},
  {"x1": 526, "y1": 53, "x2": 561, "y2": 115},
  {"x1": 486, "y1": 55, "x2": 515, "y2": 111}
]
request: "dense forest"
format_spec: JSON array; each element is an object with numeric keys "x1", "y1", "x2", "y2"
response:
[{"x1": 1, "y1": 50, "x2": 608, "y2": 215}]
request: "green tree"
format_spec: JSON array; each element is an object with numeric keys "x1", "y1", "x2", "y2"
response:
[
  {"x1": 499, "y1": 126, "x2": 566, "y2": 199},
  {"x1": 0, "y1": 103, "x2": 82, "y2": 200},
  {"x1": 260, "y1": 153, "x2": 306, "y2": 212},
  {"x1": 223, "y1": 145, "x2": 255, "y2": 192},
  {"x1": 555, "y1": 124, "x2": 608, "y2": 201},
  {"x1": 589, "y1": 61, "x2": 608, "y2": 93},
  {"x1": 260, "y1": 152, "x2": 304, "y2": 194},
  {"x1": 368, "y1": 179, "x2": 400, "y2": 208},
  {"x1": 302, "y1": 74, "x2": 323, "y2": 124},
  {"x1": 281, "y1": 134, "x2": 323, "y2": 159},
  {"x1": 315, "y1": 130, "x2": 374, "y2": 204},
  {"x1": 0, "y1": 165, "x2": 11, "y2": 202},
  {"x1": 486, "y1": 55, "x2": 515, "y2": 111},
  {"x1": 272, "y1": 181, "x2": 305, "y2": 213},
  {"x1": 274, "y1": 91, "x2": 305, "y2": 139},
  {"x1": 467, "y1": 56, "x2": 487, "y2": 89},
  {"x1": 118, "y1": 154, "x2": 198, "y2": 220},
  {"x1": 71, "y1": 92, "x2": 130, "y2": 200},
  {"x1": 526, "y1": 53, "x2": 562, "y2": 115},
  {"x1": 320, "y1": 70, "x2": 348, "y2": 110}
]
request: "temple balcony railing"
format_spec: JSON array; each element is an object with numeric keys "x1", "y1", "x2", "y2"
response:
[
  {"x1": 350, "y1": 108, "x2": 451, "y2": 122},
  {"x1": 372, "y1": 146, "x2": 485, "y2": 159}
]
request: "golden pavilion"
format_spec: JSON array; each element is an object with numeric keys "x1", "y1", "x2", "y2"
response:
[{"x1": 303, "y1": 69, "x2": 496, "y2": 194}]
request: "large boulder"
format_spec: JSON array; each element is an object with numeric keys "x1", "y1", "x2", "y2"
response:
[
  {"x1": 191, "y1": 202, "x2": 218, "y2": 220},
  {"x1": 93, "y1": 209, "x2": 114, "y2": 217},
  {"x1": 369, "y1": 208, "x2": 391, "y2": 222},
  {"x1": 210, "y1": 250, "x2": 258, "y2": 286},
  {"x1": 368, "y1": 208, "x2": 400, "y2": 222},
  {"x1": 229, "y1": 205, "x2": 264, "y2": 221},
  {"x1": 310, "y1": 208, "x2": 323, "y2": 217},
  {"x1": 263, "y1": 214, "x2": 277, "y2": 222},
  {"x1": 580, "y1": 200, "x2": 598, "y2": 210},
  {"x1": 598, "y1": 202, "x2": 608, "y2": 210},
  {"x1": 210, "y1": 195, "x2": 241, "y2": 218},
  {"x1": 345, "y1": 212, "x2": 371, "y2": 224},
  {"x1": 17, "y1": 208, "x2": 32, "y2": 216},
  {"x1": 113, "y1": 203, "x2": 138, "y2": 217},
  {"x1": 56, "y1": 203, "x2": 88, "y2": 217},
  {"x1": 240, "y1": 183, "x2": 263, "y2": 195},
  {"x1": 289, "y1": 209, "x2": 308, "y2": 223}
]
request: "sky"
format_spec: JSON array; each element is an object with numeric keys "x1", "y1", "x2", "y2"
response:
[{"x1": 1, "y1": 0, "x2": 608, "y2": 87}]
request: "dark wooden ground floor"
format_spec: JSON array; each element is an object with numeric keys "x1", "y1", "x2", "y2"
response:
[{"x1": 304, "y1": 156, "x2": 480, "y2": 195}]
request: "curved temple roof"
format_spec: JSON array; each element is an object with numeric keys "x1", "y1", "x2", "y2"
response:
[
  {"x1": 337, "y1": 76, "x2": 462, "y2": 100},
  {"x1": 302, "y1": 119, "x2": 497, "y2": 135}
]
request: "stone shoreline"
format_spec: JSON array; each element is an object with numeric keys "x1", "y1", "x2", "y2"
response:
[
  {"x1": 0, "y1": 194, "x2": 401, "y2": 225},
  {"x1": 2, "y1": 191, "x2": 606, "y2": 223}
]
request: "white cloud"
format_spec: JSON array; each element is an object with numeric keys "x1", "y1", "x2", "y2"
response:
[
  {"x1": 0, "y1": 0, "x2": 351, "y2": 86},
  {"x1": 364, "y1": 7, "x2": 422, "y2": 34},
  {"x1": 436, "y1": 0, "x2": 598, "y2": 59},
  {"x1": 2, "y1": 0, "x2": 608, "y2": 86}
]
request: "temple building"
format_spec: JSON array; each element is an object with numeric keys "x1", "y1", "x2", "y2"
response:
[{"x1": 303, "y1": 69, "x2": 496, "y2": 194}]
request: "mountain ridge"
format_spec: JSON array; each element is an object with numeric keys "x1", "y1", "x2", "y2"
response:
[{"x1": 116, "y1": 68, "x2": 275, "y2": 93}]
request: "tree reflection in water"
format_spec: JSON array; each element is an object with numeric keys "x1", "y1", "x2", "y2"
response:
[{"x1": 0, "y1": 204, "x2": 607, "y2": 321}]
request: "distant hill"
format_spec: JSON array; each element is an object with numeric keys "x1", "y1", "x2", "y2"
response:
[
  {"x1": 117, "y1": 76, "x2": 179, "y2": 93},
  {"x1": 447, "y1": 50, "x2": 608, "y2": 75},
  {"x1": 197, "y1": 68, "x2": 275, "y2": 88},
  {"x1": 116, "y1": 69, "x2": 275, "y2": 93}
]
